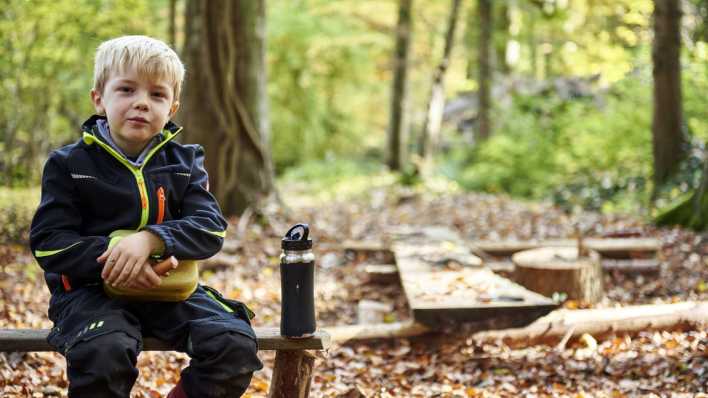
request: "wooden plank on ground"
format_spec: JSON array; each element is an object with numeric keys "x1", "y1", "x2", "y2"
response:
[
  {"x1": 486, "y1": 258, "x2": 662, "y2": 275},
  {"x1": 471, "y1": 238, "x2": 660, "y2": 259},
  {"x1": 391, "y1": 227, "x2": 557, "y2": 328}
]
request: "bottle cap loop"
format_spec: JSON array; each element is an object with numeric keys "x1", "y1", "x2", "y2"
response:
[{"x1": 282, "y1": 223, "x2": 313, "y2": 250}]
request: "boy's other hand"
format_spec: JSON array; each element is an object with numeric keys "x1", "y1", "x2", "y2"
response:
[
  {"x1": 124, "y1": 262, "x2": 162, "y2": 290},
  {"x1": 152, "y1": 256, "x2": 179, "y2": 276},
  {"x1": 98, "y1": 231, "x2": 164, "y2": 286}
]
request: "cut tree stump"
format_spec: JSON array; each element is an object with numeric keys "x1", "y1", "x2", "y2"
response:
[{"x1": 512, "y1": 247, "x2": 604, "y2": 304}]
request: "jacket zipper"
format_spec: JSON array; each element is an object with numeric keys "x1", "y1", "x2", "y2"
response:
[
  {"x1": 82, "y1": 127, "x2": 182, "y2": 229},
  {"x1": 156, "y1": 186, "x2": 166, "y2": 224}
]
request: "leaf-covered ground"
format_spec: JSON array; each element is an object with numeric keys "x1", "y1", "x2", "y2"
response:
[{"x1": 1, "y1": 186, "x2": 707, "y2": 397}]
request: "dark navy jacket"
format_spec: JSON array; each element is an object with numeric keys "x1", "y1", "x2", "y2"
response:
[{"x1": 30, "y1": 115, "x2": 228, "y2": 295}]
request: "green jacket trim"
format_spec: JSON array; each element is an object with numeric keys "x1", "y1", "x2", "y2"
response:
[
  {"x1": 200, "y1": 229, "x2": 227, "y2": 238},
  {"x1": 205, "y1": 290, "x2": 234, "y2": 313},
  {"x1": 35, "y1": 241, "x2": 82, "y2": 258}
]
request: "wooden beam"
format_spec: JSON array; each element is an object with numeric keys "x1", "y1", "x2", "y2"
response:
[
  {"x1": 602, "y1": 258, "x2": 661, "y2": 274},
  {"x1": 471, "y1": 238, "x2": 660, "y2": 259},
  {"x1": 363, "y1": 264, "x2": 399, "y2": 284},
  {"x1": 0, "y1": 328, "x2": 331, "y2": 352},
  {"x1": 326, "y1": 321, "x2": 431, "y2": 343},
  {"x1": 486, "y1": 259, "x2": 662, "y2": 275}
]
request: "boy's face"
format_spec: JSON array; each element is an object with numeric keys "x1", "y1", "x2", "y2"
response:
[{"x1": 91, "y1": 68, "x2": 179, "y2": 156}]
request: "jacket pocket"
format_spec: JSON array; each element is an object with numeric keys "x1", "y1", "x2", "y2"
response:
[{"x1": 202, "y1": 285, "x2": 256, "y2": 324}]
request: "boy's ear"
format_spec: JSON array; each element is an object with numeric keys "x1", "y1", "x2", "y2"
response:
[
  {"x1": 90, "y1": 89, "x2": 105, "y2": 115},
  {"x1": 169, "y1": 101, "x2": 180, "y2": 117}
]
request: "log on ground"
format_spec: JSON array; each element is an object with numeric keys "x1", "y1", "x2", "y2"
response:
[{"x1": 471, "y1": 301, "x2": 708, "y2": 346}]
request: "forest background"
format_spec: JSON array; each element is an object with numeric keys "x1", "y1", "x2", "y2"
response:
[{"x1": 0, "y1": 0, "x2": 706, "y2": 241}]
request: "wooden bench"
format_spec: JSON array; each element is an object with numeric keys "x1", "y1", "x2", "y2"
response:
[{"x1": 0, "y1": 327, "x2": 331, "y2": 398}]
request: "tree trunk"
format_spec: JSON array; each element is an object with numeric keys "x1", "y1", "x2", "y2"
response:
[
  {"x1": 655, "y1": 156, "x2": 708, "y2": 230},
  {"x1": 168, "y1": 0, "x2": 177, "y2": 49},
  {"x1": 418, "y1": 0, "x2": 462, "y2": 161},
  {"x1": 652, "y1": 0, "x2": 686, "y2": 186},
  {"x1": 477, "y1": 0, "x2": 492, "y2": 140},
  {"x1": 182, "y1": 0, "x2": 273, "y2": 216},
  {"x1": 387, "y1": 0, "x2": 413, "y2": 171},
  {"x1": 494, "y1": 2, "x2": 510, "y2": 74}
]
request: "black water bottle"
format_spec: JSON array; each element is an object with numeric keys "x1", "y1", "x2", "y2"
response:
[{"x1": 280, "y1": 224, "x2": 316, "y2": 338}]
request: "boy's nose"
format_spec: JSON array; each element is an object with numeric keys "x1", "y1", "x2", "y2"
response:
[{"x1": 132, "y1": 92, "x2": 150, "y2": 111}]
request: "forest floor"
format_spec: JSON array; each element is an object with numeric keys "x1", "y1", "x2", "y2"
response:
[{"x1": 1, "y1": 183, "x2": 707, "y2": 397}]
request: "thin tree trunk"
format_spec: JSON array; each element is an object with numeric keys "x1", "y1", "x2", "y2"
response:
[
  {"x1": 182, "y1": 0, "x2": 273, "y2": 216},
  {"x1": 494, "y1": 2, "x2": 510, "y2": 74},
  {"x1": 652, "y1": 0, "x2": 686, "y2": 187},
  {"x1": 477, "y1": 0, "x2": 492, "y2": 140},
  {"x1": 168, "y1": 0, "x2": 177, "y2": 49},
  {"x1": 387, "y1": 0, "x2": 413, "y2": 171},
  {"x1": 418, "y1": 0, "x2": 462, "y2": 161},
  {"x1": 529, "y1": 14, "x2": 538, "y2": 79}
]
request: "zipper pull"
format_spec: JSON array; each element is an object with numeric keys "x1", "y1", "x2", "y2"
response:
[
  {"x1": 156, "y1": 186, "x2": 166, "y2": 224},
  {"x1": 138, "y1": 178, "x2": 147, "y2": 209}
]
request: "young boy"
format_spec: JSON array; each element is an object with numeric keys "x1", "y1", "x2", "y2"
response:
[{"x1": 30, "y1": 35, "x2": 262, "y2": 398}]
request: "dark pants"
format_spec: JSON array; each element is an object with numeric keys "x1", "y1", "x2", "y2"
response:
[{"x1": 46, "y1": 284, "x2": 263, "y2": 398}]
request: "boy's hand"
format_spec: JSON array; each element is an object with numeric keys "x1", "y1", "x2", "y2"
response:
[
  {"x1": 152, "y1": 256, "x2": 179, "y2": 276},
  {"x1": 125, "y1": 257, "x2": 178, "y2": 289},
  {"x1": 98, "y1": 231, "x2": 164, "y2": 286},
  {"x1": 124, "y1": 261, "x2": 163, "y2": 289}
]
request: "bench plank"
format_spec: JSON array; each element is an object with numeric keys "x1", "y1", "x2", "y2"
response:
[{"x1": 0, "y1": 328, "x2": 330, "y2": 352}]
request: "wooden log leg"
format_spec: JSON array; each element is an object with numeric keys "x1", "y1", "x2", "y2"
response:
[{"x1": 268, "y1": 350, "x2": 315, "y2": 398}]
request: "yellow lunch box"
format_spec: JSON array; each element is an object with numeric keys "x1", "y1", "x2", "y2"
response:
[{"x1": 103, "y1": 230, "x2": 199, "y2": 302}]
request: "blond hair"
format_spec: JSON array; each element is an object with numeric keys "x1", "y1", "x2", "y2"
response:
[{"x1": 93, "y1": 35, "x2": 185, "y2": 100}]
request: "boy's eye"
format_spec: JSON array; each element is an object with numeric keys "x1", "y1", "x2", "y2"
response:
[
  {"x1": 118, "y1": 86, "x2": 133, "y2": 93},
  {"x1": 152, "y1": 92, "x2": 166, "y2": 98}
]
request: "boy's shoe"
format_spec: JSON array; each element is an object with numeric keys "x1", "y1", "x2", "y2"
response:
[{"x1": 166, "y1": 381, "x2": 187, "y2": 398}]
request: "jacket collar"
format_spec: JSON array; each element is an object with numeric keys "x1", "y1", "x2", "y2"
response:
[{"x1": 80, "y1": 114, "x2": 182, "y2": 137}]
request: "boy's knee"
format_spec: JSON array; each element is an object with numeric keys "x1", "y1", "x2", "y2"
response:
[
  {"x1": 66, "y1": 332, "x2": 139, "y2": 396},
  {"x1": 183, "y1": 331, "x2": 262, "y2": 398},
  {"x1": 193, "y1": 331, "x2": 262, "y2": 374},
  {"x1": 67, "y1": 331, "x2": 139, "y2": 374}
]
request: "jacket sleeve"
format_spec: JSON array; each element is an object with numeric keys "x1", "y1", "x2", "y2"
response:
[
  {"x1": 29, "y1": 152, "x2": 110, "y2": 281},
  {"x1": 142, "y1": 146, "x2": 227, "y2": 260}
]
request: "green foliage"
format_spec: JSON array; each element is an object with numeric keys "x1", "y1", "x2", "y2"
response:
[
  {"x1": 268, "y1": 0, "x2": 391, "y2": 172},
  {"x1": 0, "y1": 187, "x2": 39, "y2": 244},
  {"x1": 278, "y1": 157, "x2": 392, "y2": 205},
  {"x1": 0, "y1": 0, "x2": 166, "y2": 186},
  {"x1": 446, "y1": 55, "x2": 708, "y2": 215},
  {"x1": 447, "y1": 74, "x2": 654, "y2": 213}
]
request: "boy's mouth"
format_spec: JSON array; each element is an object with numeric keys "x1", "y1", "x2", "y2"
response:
[{"x1": 128, "y1": 117, "x2": 149, "y2": 124}]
